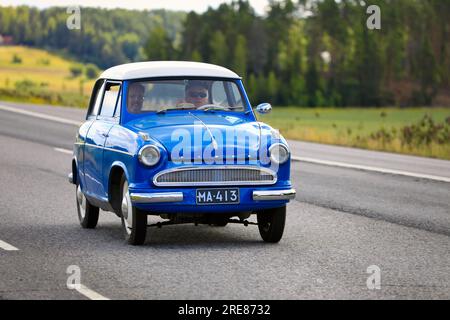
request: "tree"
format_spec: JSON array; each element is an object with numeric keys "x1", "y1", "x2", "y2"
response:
[
  {"x1": 118, "y1": 33, "x2": 140, "y2": 61},
  {"x1": 144, "y1": 26, "x2": 174, "y2": 61},
  {"x1": 209, "y1": 31, "x2": 227, "y2": 66},
  {"x1": 1, "y1": 1, "x2": 448, "y2": 107},
  {"x1": 190, "y1": 50, "x2": 202, "y2": 62},
  {"x1": 354, "y1": 25, "x2": 383, "y2": 106},
  {"x1": 233, "y1": 35, "x2": 247, "y2": 78},
  {"x1": 266, "y1": 71, "x2": 279, "y2": 103},
  {"x1": 247, "y1": 73, "x2": 259, "y2": 104}
]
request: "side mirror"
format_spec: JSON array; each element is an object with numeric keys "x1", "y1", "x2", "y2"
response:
[{"x1": 256, "y1": 103, "x2": 272, "y2": 114}]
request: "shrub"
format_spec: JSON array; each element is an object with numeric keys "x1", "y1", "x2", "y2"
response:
[
  {"x1": 38, "y1": 58, "x2": 50, "y2": 65},
  {"x1": 12, "y1": 54, "x2": 22, "y2": 64},
  {"x1": 15, "y1": 79, "x2": 37, "y2": 91},
  {"x1": 399, "y1": 115, "x2": 450, "y2": 147},
  {"x1": 85, "y1": 64, "x2": 99, "y2": 79},
  {"x1": 370, "y1": 127, "x2": 393, "y2": 145},
  {"x1": 70, "y1": 65, "x2": 83, "y2": 78}
]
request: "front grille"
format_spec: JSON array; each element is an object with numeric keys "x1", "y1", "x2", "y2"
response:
[{"x1": 153, "y1": 166, "x2": 277, "y2": 186}]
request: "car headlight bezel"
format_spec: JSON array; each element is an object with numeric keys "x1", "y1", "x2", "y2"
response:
[
  {"x1": 269, "y1": 143, "x2": 290, "y2": 164},
  {"x1": 138, "y1": 145, "x2": 161, "y2": 167}
]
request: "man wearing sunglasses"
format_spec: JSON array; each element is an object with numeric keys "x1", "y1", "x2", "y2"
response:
[{"x1": 184, "y1": 80, "x2": 209, "y2": 108}]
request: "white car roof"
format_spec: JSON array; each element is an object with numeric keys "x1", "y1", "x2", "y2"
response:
[{"x1": 99, "y1": 61, "x2": 241, "y2": 80}]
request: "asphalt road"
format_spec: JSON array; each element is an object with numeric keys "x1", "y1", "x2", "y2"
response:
[{"x1": 0, "y1": 101, "x2": 449, "y2": 300}]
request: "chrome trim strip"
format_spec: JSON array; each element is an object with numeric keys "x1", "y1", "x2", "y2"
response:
[
  {"x1": 84, "y1": 143, "x2": 104, "y2": 149},
  {"x1": 130, "y1": 192, "x2": 184, "y2": 203},
  {"x1": 252, "y1": 189, "x2": 296, "y2": 201},
  {"x1": 104, "y1": 146, "x2": 134, "y2": 157},
  {"x1": 82, "y1": 143, "x2": 134, "y2": 156},
  {"x1": 153, "y1": 165, "x2": 277, "y2": 187}
]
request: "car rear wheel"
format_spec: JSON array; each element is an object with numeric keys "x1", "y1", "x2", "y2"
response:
[
  {"x1": 76, "y1": 182, "x2": 99, "y2": 229},
  {"x1": 120, "y1": 176, "x2": 147, "y2": 245},
  {"x1": 257, "y1": 206, "x2": 286, "y2": 243}
]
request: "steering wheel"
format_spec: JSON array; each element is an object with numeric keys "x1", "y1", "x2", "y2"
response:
[{"x1": 175, "y1": 102, "x2": 196, "y2": 108}]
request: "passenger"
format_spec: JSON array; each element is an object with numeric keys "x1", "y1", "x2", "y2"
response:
[{"x1": 127, "y1": 83, "x2": 145, "y2": 113}]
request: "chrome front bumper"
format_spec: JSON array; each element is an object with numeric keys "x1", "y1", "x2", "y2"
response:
[
  {"x1": 252, "y1": 189, "x2": 296, "y2": 201},
  {"x1": 130, "y1": 192, "x2": 184, "y2": 203},
  {"x1": 130, "y1": 189, "x2": 296, "y2": 204}
]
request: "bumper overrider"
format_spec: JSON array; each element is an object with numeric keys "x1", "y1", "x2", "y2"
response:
[{"x1": 129, "y1": 189, "x2": 296, "y2": 203}]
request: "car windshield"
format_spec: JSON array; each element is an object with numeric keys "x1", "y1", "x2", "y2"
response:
[{"x1": 127, "y1": 79, "x2": 246, "y2": 114}]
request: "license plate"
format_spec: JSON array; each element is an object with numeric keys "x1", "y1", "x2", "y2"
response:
[{"x1": 196, "y1": 188, "x2": 240, "y2": 205}]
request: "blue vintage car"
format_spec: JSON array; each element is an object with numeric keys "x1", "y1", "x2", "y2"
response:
[{"x1": 69, "y1": 61, "x2": 296, "y2": 245}]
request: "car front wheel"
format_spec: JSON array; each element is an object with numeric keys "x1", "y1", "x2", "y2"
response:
[
  {"x1": 120, "y1": 176, "x2": 147, "y2": 245},
  {"x1": 257, "y1": 206, "x2": 286, "y2": 243},
  {"x1": 76, "y1": 182, "x2": 99, "y2": 229}
]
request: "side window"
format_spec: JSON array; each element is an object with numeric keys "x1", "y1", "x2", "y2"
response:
[
  {"x1": 211, "y1": 81, "x2": 227, "y2": 106},
  {"x1": 87, "y1": 79, "x2": 105, "y2": 119},
  {"x1": 99, "y1": 82, "x2": 121, "y2": 118}
]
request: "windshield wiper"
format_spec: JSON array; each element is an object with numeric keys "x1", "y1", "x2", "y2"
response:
[
  {"x1": 156, "y1": 107, "x2": 196, "y2": 114},
  {"x1": 201, "y1": 105, "x2": 244, "y2": 112}
]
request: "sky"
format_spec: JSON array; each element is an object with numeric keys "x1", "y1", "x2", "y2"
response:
[{"x1": 1, "y1": 0, "x2": 272, "y2": 15}]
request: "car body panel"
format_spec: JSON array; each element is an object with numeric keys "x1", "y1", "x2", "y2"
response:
[
  {"x1": 99, "y1": 61, "x2": 240, "y2": 81},
  {"x1": 126, "y1": 112, "x2": 262, "y2": 161},
  {"x1": 84, "y1": 120, "x2": 115, "y2": 198}
]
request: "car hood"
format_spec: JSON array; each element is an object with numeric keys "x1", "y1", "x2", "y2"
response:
[{"x1": 127, "y1": 113, "x2": 276, "y2": 161}]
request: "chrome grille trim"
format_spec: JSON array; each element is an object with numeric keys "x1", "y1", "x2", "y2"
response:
[{"x1": 153, "y1": 166, "x2": 277, "y2": 186}]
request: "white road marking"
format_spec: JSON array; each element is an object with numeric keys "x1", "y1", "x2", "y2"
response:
[
  {"x1": 292, "y1": 156, "x2": 450, "y2": 183},
  {"x1": 0, "y1": 104, "x2": 82, "y2": 126},
  {"x1": 2, "y1": 103, "x2": 449, "y2": 183},
  {"x1": 0, "y1": 239, "x2": 19, "y2": 251},
  {"x1": 69, "y1": 284, "x2": 110, "y2": 300},
  {"x1": 54, "y1": 147, "x2": 73, "y2": 155}
]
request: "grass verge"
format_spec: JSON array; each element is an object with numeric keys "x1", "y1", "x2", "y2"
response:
[{"x1": 262, "y1": 107, "x2": 450, "y2": 160}]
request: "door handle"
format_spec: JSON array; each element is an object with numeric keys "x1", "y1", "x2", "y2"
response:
[{"x1": 101, "y1": 132, "x2": 109, "y2": 138}]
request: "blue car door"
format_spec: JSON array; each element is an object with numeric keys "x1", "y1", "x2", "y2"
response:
[{"x1": 84, "y1": 81, "x2": 122, "y2": 200}]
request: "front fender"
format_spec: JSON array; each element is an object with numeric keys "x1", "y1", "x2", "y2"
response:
[{"x1": 109, "y1": 161, "x2": 131, "y2": 184}]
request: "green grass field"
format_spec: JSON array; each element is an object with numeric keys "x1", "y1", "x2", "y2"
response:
[
  {"x1": 0, "y1": 46, "x2": 96, "y2": 107},
  {"x1": 262, "y1": 107, "x2": 450, "y2": 159}
]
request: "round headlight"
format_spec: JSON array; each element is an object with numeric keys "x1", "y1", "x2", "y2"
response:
[
  {"x1": 138, "y1": 145, "x2": 160, "y2": 166},
  {"x1": 269, "y1": 143, "x2": 289, "y2": 164}
]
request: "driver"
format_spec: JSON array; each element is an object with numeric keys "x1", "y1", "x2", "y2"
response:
[{"x1": 184, "y1": 80, "x2": 209, "y2": 108}]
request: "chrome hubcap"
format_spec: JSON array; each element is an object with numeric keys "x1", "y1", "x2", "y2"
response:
[
  {"x1": 263, "y1": 222, "x2": 271, "y2": 232},
  {"x1": 122, "y1": 181, "x2": 132, "y2": 235},
  {"x1": 77, "y1": 185, "x2": 86, "y2": 218}
]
